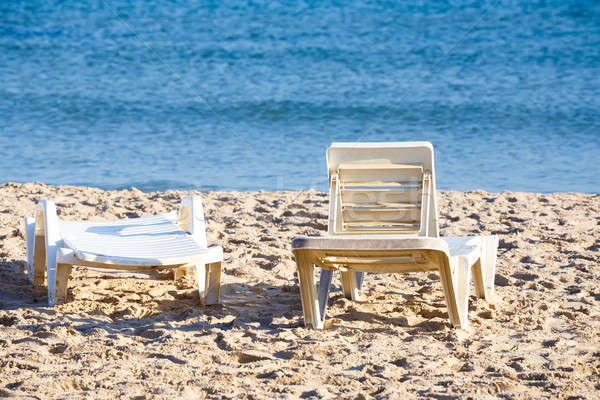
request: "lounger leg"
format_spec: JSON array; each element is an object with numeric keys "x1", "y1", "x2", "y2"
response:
[
  {"x1": 196, "y1": 263, "x2": 221, "y2": 306},
  {"x1": 341, "y1": 271, "x2": 361, "y2": 301},
  {"x1": 295, "y1": 251, "x2": 323, "y2": 329},
  {"x1": 31, "y1": 234, "x2": 47, "y2": 286},
  {"x1": 25, "y1": 217, "x2": 39, "y2": 284},
  {"x1": 438, "y1": 257, "x2": 470, "y2": 329},
  {"x1": 205, "y1": 262, "x2": 222, "y2": 305},
  {"x1": 317, "y1": 269, "x2": 333, "y2": 321},
  {"x1": 35, "y1": 200, "x2": 62, "y2": 304},
  {"x1": 355, "y1": 272, "x2": 364, "y2": 290},
  {"x1": 483, "y1": 236, "x2": 498, "y2": 299},
  {"x1": 173, "y1": 266, "x2": 187, "y2": 280},
  {"x1": 472, "y1": 258, "x2": 486, "y2": 299},
  {"x1": 472, "y1": 236, "x2": 498, "y2": 301},
  {"x1": 48, "y1": 263, "x2": 72, "y2": 305}
]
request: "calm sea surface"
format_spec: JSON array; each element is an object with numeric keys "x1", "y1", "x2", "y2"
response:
[{"x1": 1, "y1": 1, "x2": 599, "y2": 193}]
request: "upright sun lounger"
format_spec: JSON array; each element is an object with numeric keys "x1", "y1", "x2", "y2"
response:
[
  {"x1": 291, "y1": 142, "x2": 498, "y2": 329},
  {"x1": 24, "y1": 196, "x2": 223, "y2": 306}
]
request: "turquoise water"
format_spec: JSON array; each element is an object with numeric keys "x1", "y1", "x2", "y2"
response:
[{"x1": 1, "y1": 1, "x2": 599, "y2": 193}]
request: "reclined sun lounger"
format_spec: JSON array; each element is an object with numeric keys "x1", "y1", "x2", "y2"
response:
[
  {"x1": 291, "y1": 142, "x2": 498, "y2": 329},
  {"x1": 25, "y1": 196, "x2": 223, "y2": 306}
]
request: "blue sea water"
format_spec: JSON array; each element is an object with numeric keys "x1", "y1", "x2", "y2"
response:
[{"x1": 1, "y1": 0, "x2": 599, "y2": 193}]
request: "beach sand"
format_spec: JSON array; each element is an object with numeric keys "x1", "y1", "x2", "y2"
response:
[{"x1": 0, "y1": 182, "x2": 598, "y2": 399}]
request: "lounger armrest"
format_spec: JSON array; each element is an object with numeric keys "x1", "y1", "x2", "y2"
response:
[{"x1": 178, "y1": 196, "x2": 208, "y2": 247}]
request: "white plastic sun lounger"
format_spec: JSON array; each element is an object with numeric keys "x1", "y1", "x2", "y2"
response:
[
  {"x1": 291, "y1": 142, "x2": 498, "y2": 329},
  {"x1": 24, "y1": 196, "x2": 223, "y2": 306}
]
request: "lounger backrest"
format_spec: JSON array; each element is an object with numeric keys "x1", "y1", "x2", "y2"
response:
[{"x1": 326, "y1": 142, "x2": 439, "y2": 237}]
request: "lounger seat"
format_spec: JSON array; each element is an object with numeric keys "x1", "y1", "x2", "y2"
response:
[{"x1": 58, "y1": 213, "x2": 222, "y2": 267}]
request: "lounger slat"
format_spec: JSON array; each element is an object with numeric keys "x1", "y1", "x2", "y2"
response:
[
  {"x1": 343, "y1": 202, "x2": 419, "y2": 210},
  {"x1": 343, "y1": 222, "x2": 420, "y2": 231},
  {"x1": 319, "y1": 263, "x2": 435, "y2": 274},
  {"x1": 320, "y1": 256, "x2": 419, "y2": 264},
  {"x1": 338, "y1": 163, "x2": 423, "y2": 184},
  {"x1": 337, "y1": 162, "x2": 423, "y2": 171},
  {"x1": 343, "y1": 215, "x2": 420, "y2": 225},
  {"x1": 60, "y1": 212, "x2": 211, "y2": 261},
  {"x1": 341, "y1": 183, "x2": 421, "y2": 190},
  {"x1": 340, "y1": 191, "x2": 421, "y2": 206},
  {"x1": 342, "y1": 203, "x2": 420, "y2": 219}
]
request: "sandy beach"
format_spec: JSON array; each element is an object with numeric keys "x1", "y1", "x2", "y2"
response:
[{"x1": 0, "y1": 182, "x2": 598, "y2": 399}]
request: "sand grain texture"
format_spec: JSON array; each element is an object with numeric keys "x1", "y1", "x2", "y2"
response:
[{"x1": 0, "y1": 183, "x2": 599, "y2": 399}]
